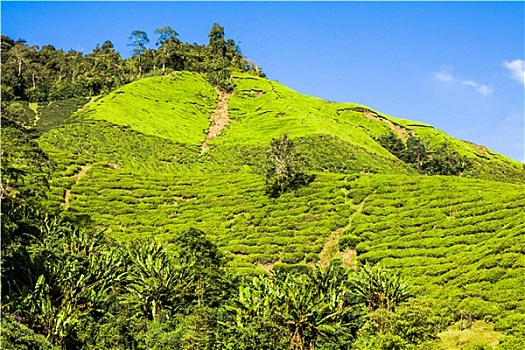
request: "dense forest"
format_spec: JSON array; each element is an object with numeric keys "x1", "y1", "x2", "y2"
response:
[
  {"x1": 2, "y1": 24, "x2": 525, "y2": 350},
  {"x1": 1, "y1": 23, "x2": 263, "y2": 104}
]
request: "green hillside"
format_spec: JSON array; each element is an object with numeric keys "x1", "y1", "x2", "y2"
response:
[
  {"x1": 85, "y1": 71, "x2": 218, "y2": 144},
  {"x1": 33, "y1": 70, "x2": 525, "y2": 348}
]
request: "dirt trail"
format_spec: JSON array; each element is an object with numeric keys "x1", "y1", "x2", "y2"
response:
[
  {"x1": 63, "y1": 164, "x2": 92, "y2": 207},
  {"x1": 362, "y1": 109, "x2": 410, "y2": 141},
  {"x1": 319, "y1": 193, "x2": 367, "y2": 268},
  {"x1": 201, "y1": 88, "x2": 231, "y2": 150},
  {"x1": 28, "y1": 102, "x2": 41, "y2": 126}
]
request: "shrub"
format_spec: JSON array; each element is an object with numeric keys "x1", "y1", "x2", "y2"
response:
[
  {"x1": 281, "y1": 252, "x2": 305, "y2": 264},
  {"x1": 0, "y1": 314, "x2": 58, "y2": 350},
  {"x1": 263, "y1": 134, "x2": 311, "y2": 197},
  {"x1": 339, "y1": 234, "x2": 362, "y2": 250}
]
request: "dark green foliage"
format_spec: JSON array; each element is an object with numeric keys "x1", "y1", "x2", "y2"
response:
[
  {"x1": 222, "y1": 261, "x2": 364, "y2": 350},
  {"x1": 207, "y1": 57, "x2": 235, "y2": 92},
  {"x1": 1, "y1": 117, "x2": 54, "y2": 299},
  {"x1": 264, "y1": 134, "x2": 312, "y2": 197},
  {"x1": 354, "y1": 299, "x2": 443, "y2": 350},
  {"x1": 403, "y1": 135, "x2": 428, "y2": 169},
  {"x1": 0, "y1": 25, "x2": 258, "y2": 103},
  {"x1": 124, "y1": 240, "x2": 189, "y2": 319},
  {"x1": 154, "y1": 26, "x2": 182, "y2": 73},
  {"x1": 33, "y1": 97, "x2": 89, "y2": 135},
  {"x1": 351, "y1": 264, "x2": 412, "y2": 312},
  {"x1": 205, "y1": 23, "x2": 241, "y2": 92},
  {"x1": 128, "y1": 30, "x2": 150, "y2": 76},
  {"x1": 339, "y1": 234, "x2": 362, "y2": 250},
  {"x1": 424, "y1": 143, "x2": 472, "y2": 176},
  {"x1": 0, "y1": 313, "x2": 58, "y2": 350},
  {"x1": 208, "y1": 23, "x2": 227, "y2": 58},
  {"x1": 170, "y1": 227, "x2": 233, "y2": 310},
  {"x1": 375, "y1": 132, "x2": 405, "y2": 157},
  {"x1": 376, "y1": 132, "x2": 471, "y2": 176},
  {"x1": 2, "y1": 101, "x2": 36, "y2": 128}
]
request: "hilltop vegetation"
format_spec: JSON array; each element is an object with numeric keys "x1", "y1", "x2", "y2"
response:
[
  {"x1": 1, "y1": 23, "x2": 262, "y2": 103},
  {"x1": 2, "y1": 24, "x2": 524, "y2": 350}
]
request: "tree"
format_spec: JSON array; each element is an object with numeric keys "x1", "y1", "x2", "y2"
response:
[
  {"x1": 264, "y1": 134, "x2": 310, "y2": 197},
  {"x1": 8, "y1": 43, "x2": 36, "y2": 77},
  {"x1": 128, "y1": 30, "x2": 150, "y2": 76},
  {"x1": 375, "y1": 132, "x2": 405, "y2": 157},
  {"x1": 223, "y1": 262, "x2": 362, "y2": 350},
  {"x1": 123, "y1": 240, "x2": 190, "y2": 320},
  {"x1": 154, "y1": 26, "x2": 180, "y2": 73},
  {"x1": 423, "y1": 143, "x2": 471, "y2": 176},
  {"x1": 354, "y1": 298, "x2": 443, "y2": 350},
  {"x1": 208, "y1": 23, "x2": 227, "y2": 58},
  {"x1": 171, "y1": 227, "x2": 231, "y2": 310},
  {"x1": 206, "y1": 57, "x2": 234, "y2": 92},
  {"x1": 3, "y1": 217, "x2": 127, "y2": 348}
]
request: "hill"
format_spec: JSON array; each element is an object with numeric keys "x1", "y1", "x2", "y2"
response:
[{"x1": 30, "y1": 71, "x2": 525, "y2": 348}]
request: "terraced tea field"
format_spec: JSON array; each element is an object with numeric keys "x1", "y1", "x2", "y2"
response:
[
  {"x1": 36, "y1": 71, "x2": 525, "y2": 340},
  {"x1": 342, "y1": 174, "x2": 525, "y2": 332}
]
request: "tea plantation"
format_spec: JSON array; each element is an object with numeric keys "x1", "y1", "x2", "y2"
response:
[{"x1": 35, "y1": 71, "x2": 525, "y2": 347}]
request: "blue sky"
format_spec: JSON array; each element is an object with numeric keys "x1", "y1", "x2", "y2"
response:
[{"x1": 2, "y1": 1, "x2": 524, "y2": 161}]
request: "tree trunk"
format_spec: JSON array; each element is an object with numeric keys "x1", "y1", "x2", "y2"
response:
[{"x1": 163, "y1": 46, "x2": 167, "y2": 73}]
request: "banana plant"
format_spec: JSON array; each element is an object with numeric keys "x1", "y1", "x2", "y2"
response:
[
  {"x1": 12, "y1": 218, "x2": 127, "y2": 348},
  {"x1": 350, "y1": 263, "x2": 412, "y2": 312},
  {"x1": 123, "y1": 240, "x2": 193, "y2": 320},
  {"x1": 226, "y1": 263, "x2": 362, "y2": 350}
]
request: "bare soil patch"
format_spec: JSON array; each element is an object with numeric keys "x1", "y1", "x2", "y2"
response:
[{"x1": 201, "y1": 88, "x2": 231, "y2": 150}]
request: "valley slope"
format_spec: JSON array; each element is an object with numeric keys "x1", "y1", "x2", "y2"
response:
[{"x1": 36, "y1": 71, "x2": 525, "y2": 342}]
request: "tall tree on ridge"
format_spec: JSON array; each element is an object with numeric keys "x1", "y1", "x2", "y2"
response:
[
  {"x1": 208, "y1": 23, "x2": 226, "y2": 59},
  {"x1": 155, "y1": 26, "x2": 180, "y2": 73},
  {"x1": 128, "y1": 30, "x2": 149, "y2": 76}
]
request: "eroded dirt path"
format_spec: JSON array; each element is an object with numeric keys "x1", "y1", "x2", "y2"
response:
[
  {"x1": 201, "y1": 88, "x2": 231, "y2": 150},
  {"x1": 319, "y1": 192, "x2": 368, "y2": 268},
  {"x1": 63, "y1": 164, "x2": 92, "y2": 207},
  {"x1": 362, "y1": 109, "x2": 410, "y2": 141}
]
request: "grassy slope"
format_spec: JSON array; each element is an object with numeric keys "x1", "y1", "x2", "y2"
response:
[
  {"x1": 84, "y1": 71, "x2": 217, "y2": 145},
  {"x1": 37, "y1": 71, "x2": 525, "y2": 345},
  {"x1": 378, "y1": 111, "x2": 524, "y2": 182},
  {"x1": 343, "y1": 174, "x2": 525, "y2": 329}
]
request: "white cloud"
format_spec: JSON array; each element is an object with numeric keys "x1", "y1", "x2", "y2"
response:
[
  {"x1": 434, "y1": 65, "x2": 453, "y2": 81},
  {"x1": 503, "y1": 59, "x2": 525, "y2": 85},
  {"x1": 462, "y1": 80, "x2": 494, "y2": 95},
  {"x1": 434, "y1": 65, "x2": 493, "y2": 95},
  {"x1": 504, "y1": 113, "x2": 522, "y2": 123}
]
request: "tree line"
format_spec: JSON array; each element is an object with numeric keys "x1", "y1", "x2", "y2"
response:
[{"x1": 1, "y1": 23, "x2": 265, "y2": 103}]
